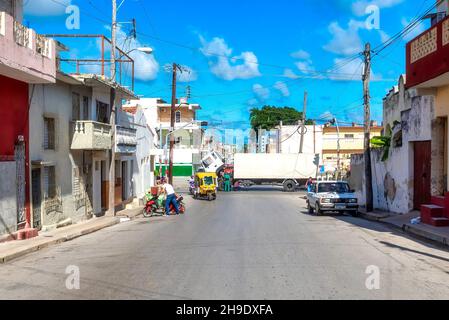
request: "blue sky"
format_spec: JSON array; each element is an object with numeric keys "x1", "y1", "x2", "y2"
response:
[{"x1": 23, "y1": 0, "x2": 434, "y2": 129}]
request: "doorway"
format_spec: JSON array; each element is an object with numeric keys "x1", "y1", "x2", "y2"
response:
[
  {"x1": 121, "y1": 161, "x2": 127, "y2": 201},
  {"x1": 31, "y1": 168, "x2": 41, "y2": 229},
  {"x1": 414, "y1": 141, "x2": 431, "y2": 210}
]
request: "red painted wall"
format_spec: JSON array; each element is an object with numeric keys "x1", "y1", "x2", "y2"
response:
[
  {"x1": 0, "y1": 74, "x2": 30, "y2": 227},
  {"x1": 406, "y1": 15, "x2": 449, "y2": 88}
]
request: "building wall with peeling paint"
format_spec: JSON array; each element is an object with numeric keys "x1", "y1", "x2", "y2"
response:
[{"x1": 349, "y1": 76, "x2": 434, "y2": 214}]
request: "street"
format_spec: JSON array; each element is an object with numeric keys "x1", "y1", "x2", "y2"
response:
[{"x1": 1, "y1": 189, "x2": 449, "y2": 300}]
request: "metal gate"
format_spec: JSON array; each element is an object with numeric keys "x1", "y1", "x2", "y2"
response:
[{"x1": 15, "y1": 141, "x2": 26, "y2": 226}]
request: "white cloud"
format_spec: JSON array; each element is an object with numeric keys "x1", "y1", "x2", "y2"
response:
[
  {"x1": 328, "y1": 57, "x2": 382, "y2": 81},
  {"x1": 199, "y1": 35, "x2": 261, "y2": 81},
  {"x1": 283, "y1": 69, "x2": 299, "y2": 79},
  {"x1": 290, "y1": 49, "x2": 316, "y2": 75},
  {"x1": 98, "y1": 26, "x2": 159, "y2": 81},
  {"x1": 252, "y1": 84, "x2": 270, "y2": 102},
  {"x1": 323, "y1": 20, "x2": 365, "y2": 56},
  {"x1": 352, "y1": 0, "x2": 404, "y2": 16},
  {"x1": 295, "y1": 61, "x2": 315, "y2": 74},
  {"x1": 164, "y1": 64, "x2": 198, "y2": 82},
  {"x1": 274, "y1": 81, "x2": 290, "y2": 97},
  {"x1": 290, "y1": 50, "x2": 311, "y2": 60},
  {"x1": 24, "y1": 0, "x2": 71, "y2": 16}
]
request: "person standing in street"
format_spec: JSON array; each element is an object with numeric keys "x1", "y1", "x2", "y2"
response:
[
  {"x1": 163, "y1": 179, "x2": 179, "y2": 216},
  {"x1": 306, "y1": 177, "x2": 313, "y2": 192},
  {"x1": 223, "y1": 172, "x2": 232, "y2": 192}
]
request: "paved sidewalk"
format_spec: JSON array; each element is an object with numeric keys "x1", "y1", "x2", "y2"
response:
[
  {"x1": 0, "y1": 206, "x2": 143, "y2": 264},
  {"x1": 361, "y1": 209, "x2": 449, "y2": 248}
]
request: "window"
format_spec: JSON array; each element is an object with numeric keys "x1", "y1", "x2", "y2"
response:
[
  {"x1": 82, "y1": 96, "x2": 89, "y2": 120},
  {"x1": 43, "y1": 166, "x2": 56, "y2": 199},
  {"x1": 318, "y1": 182, "x2": 350, "y2": 194},
  {"x1": 44, "y1": 117, "x2": 55, "y2": 150},
  {"x1": 175, "y1": 111, "x2": 181, "y2": 123},
  {"x1": 96, "y1": 101, "x2": 109, "y2": 123},
  {"x1": 344, "y1": 134, "x2": 354, "y2": 139},
  {"x1": 72, "y1": 93, "x2": 80, "y2": 121}
]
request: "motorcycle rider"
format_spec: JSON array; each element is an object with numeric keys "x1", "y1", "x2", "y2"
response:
[{"x1": 162, "y1": 178, "x2": 180, "y2": 216}]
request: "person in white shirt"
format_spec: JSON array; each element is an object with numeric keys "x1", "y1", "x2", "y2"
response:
[{"x1": 163, "y1": 180, "x2": 179, "y2": 216}]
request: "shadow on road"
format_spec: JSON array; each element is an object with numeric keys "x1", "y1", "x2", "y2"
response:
[{"x1": 379, "y1": 241, "x2": 449, "y2": 263}]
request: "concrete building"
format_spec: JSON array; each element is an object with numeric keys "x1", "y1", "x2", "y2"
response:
[
  {"x1": 322, "y1": 124, "x2": 382, "y2": 175},
  {"x1": 403, "y1": 1, "x2": 449, "y2": 226},
  {"x1": 28, "y1": 72, "x2": 137, "y2": 231},
  {"x1": 120, "y1": 104, "x2": 158, "y2": 201},
  {"x1": 349, "y1": 75, "x2": 435, "y2": 215},
  {"x1": 125, "y1": 98, "x2": 203, "y2": 178},
  {"x1": 0, "y1": 0, "x2": 57, "y2": 239}
]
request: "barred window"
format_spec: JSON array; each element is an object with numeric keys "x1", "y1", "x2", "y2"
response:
[
  {"x1": 82, "y1": 96, "x2": 89, "y2": 120},
  {"x1": 44, "y1": 117, "x2": 55, "y2": 150},
  {"x1": 44, "y1": 166, "x2": 56, "y2": 199}
]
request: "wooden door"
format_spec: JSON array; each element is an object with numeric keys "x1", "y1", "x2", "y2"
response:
[{"x1": 414, "y1": 141, "x2": 431, "y2": 210}]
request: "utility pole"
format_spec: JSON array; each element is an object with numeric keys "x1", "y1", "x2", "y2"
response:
[
  {"x1": 169, "y1": 63, "x2": 179, "y2": 185},
  {"x1": 299, "y1": 91, "x2": 307, "y2": 153},
  {"x1": 107, "y1": 0, "x2": 117, "y2": 216},
  {"x1": 363, "y1": 42, "x2": 373, "y2": 212}
]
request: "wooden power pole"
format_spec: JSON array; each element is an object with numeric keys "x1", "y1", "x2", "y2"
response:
[
  {"x1": 108, "y1": 0, "x2": 117, "y2": 216},
  {"x1": 363, "y1": 43, "x2": 373, "y2": 212},
  {"x1": 169, "y1": 63, "x2": 179, "y2": 185},
  {"x1": 299, "y1": 91, "x2": 307, "y2": 153}
]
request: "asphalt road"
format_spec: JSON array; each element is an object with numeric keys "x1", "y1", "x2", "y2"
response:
[{"x1": 1, "y1": 188, "x2": 449, "y2": 299}]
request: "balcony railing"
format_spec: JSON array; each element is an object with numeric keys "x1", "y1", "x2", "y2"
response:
[
  {"x1": 36, "y1": 33, "x2": 51, "y2": 58},
  {"x1": 0, "y1": 12, "x2": 5, "y2": 36},
  {"x1": 115, "y1": 126, "x2": 137, "y2": 153},
  {"x1": 13, "y1": 20, "x2": 30, "y2": 48},
  {"x1": 406, "y1": 14, "x2": 449, "y2": 88},
  {"x1": 70, "y1": 121, "x2": 112, "y2": 150}
]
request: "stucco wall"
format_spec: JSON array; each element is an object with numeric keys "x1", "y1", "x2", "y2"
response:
[
  {"x1": 0, "y1": 161, "x2": 17, "y2": 235},
  {"x1": 29, "y1": 82, "x2": 95, "y2": 227},
  {"x1": 350, "y1": 78, "x2": 434, "y2": 214},
  {"x1": 0, "y1": 12, "x2": 56, "y2": 84}
]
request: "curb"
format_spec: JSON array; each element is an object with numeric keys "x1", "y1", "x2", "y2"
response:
[
  {"x1": 359, "y1": 213, "x2": 449, "y2": 248},
  {"x1": 402, "y1": 224, "x2": 449, "y2": 247},
  {"x1": 0, "y1": 218, "x2": 121, "y2": 264}
]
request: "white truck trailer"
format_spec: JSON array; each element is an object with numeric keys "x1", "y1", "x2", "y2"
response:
[{"x1": 233, "y1": 153, "x2": 317, "y2": 192}]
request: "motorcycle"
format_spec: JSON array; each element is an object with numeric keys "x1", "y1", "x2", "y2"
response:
[{"x1": 143, "y1": 194, "x2": 186, "y2": 217}]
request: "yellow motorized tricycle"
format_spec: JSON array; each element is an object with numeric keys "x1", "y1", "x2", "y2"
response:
[{"x1": 193, "y1": 172, "x2": 218, "y2": 201}]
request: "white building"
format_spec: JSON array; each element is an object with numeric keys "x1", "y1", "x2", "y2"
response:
[
  {"x1": 125, "y1": 98, "x2": 203, "y2": 178},
  {"x1": 29, "y1": 72, "x2": 138, "y2": 230}
]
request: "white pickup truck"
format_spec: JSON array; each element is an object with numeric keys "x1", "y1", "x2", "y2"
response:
[{"x1": 306, "y1": 181, "x2": 359, "y2": 216}]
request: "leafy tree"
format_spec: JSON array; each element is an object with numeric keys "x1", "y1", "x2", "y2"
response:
[{"x1": 250, "y1": 106, "x2": 313, "y2": 131}]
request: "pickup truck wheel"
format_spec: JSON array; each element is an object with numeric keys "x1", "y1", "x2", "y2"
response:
[
  {"x1": 307, "y1": 202, "x2": 314, "y2": 214},
  {"x1": 350, "y1": 210, "x2": 360, "y2": 217},
  {"x1": 316, "y1": 202, "x2": 323, "y2": 216},
  {"x1": 283, "y1": 180, "x2": 296, "y2": 192}
]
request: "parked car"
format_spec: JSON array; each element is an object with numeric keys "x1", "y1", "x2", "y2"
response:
[{"x1": 306, "y1": 181, "x2": 359, "y2": 216}]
